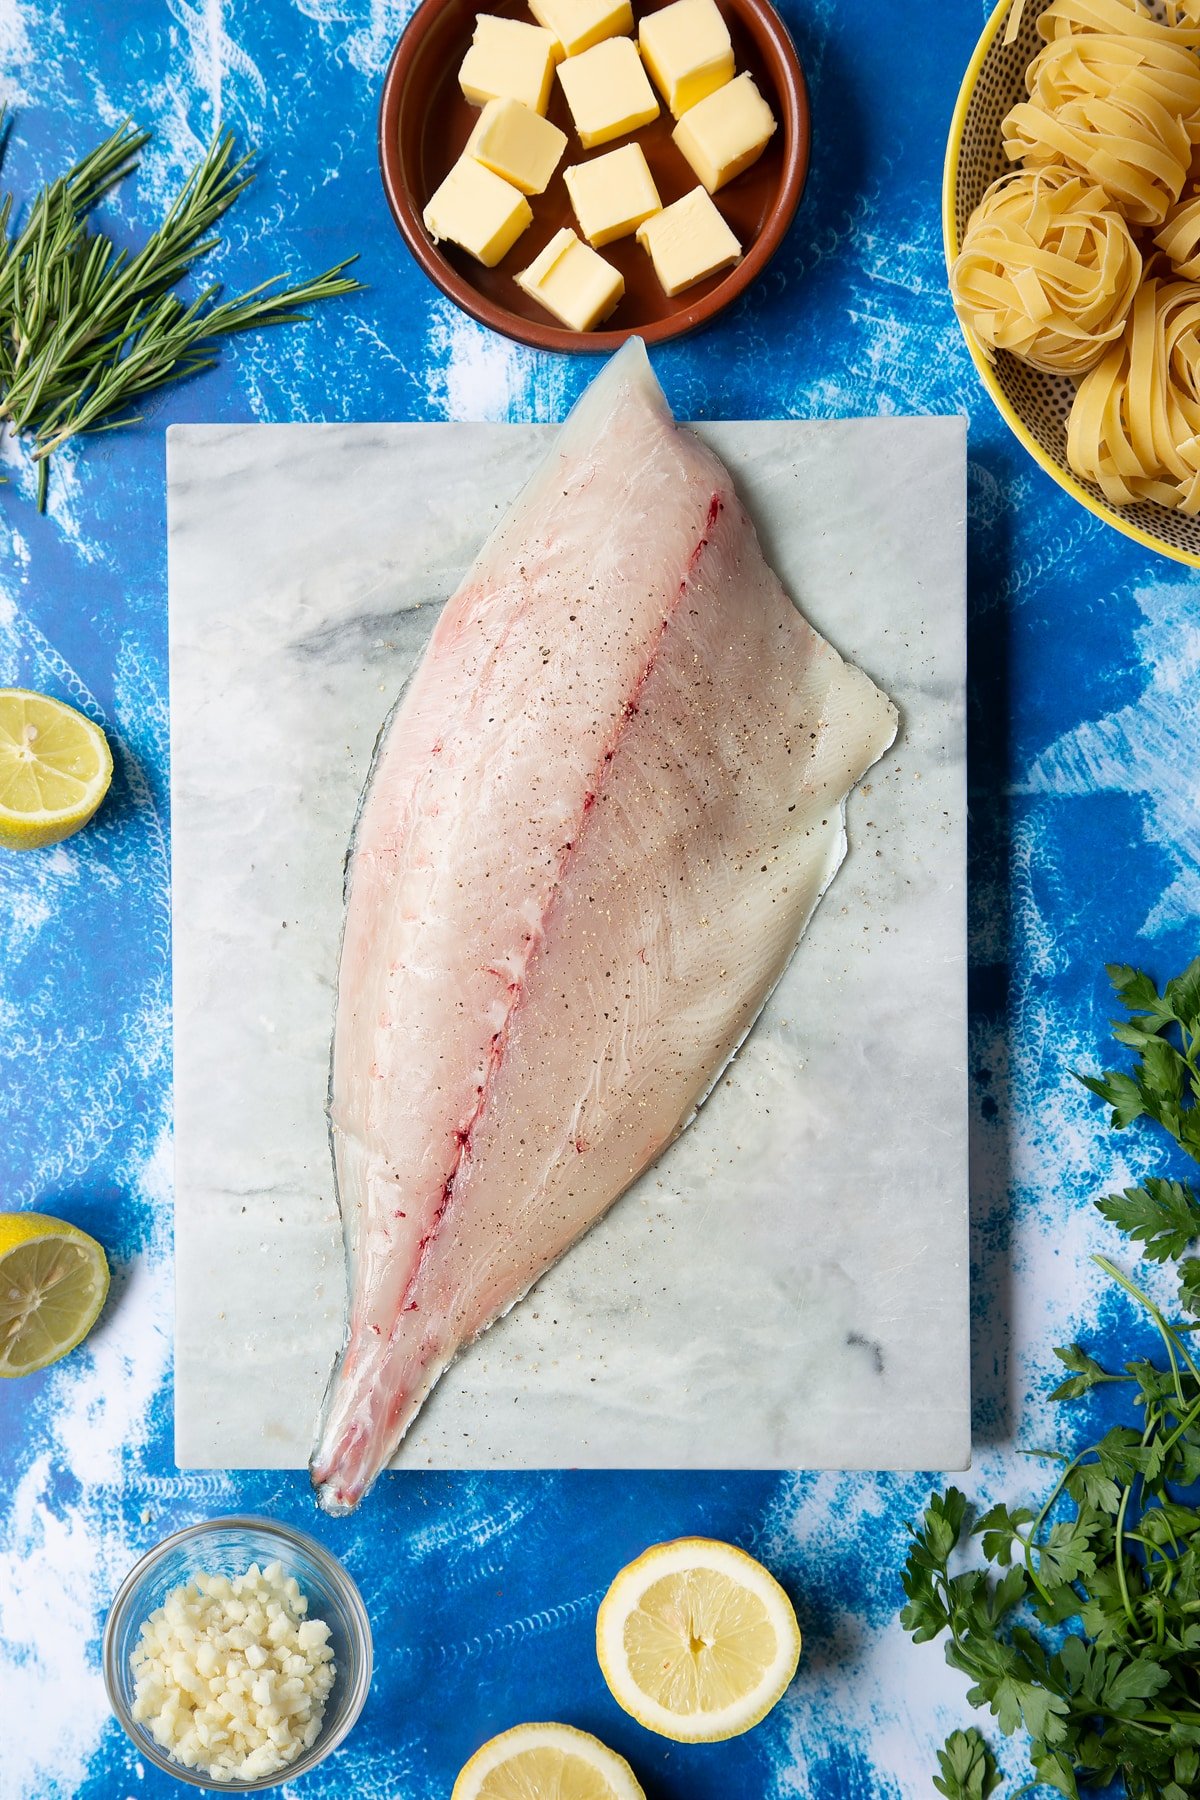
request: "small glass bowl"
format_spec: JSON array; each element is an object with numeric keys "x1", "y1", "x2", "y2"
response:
[{"x1": 103, "y1": 1515, "x2": 372, "y2": 1790}]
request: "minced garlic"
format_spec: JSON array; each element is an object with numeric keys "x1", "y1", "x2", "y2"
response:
[{"x1": 129, "y1": 1559, "x2": 336, "y2": 1781}]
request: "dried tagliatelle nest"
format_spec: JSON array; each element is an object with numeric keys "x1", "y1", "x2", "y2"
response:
[
  {"x1": 1033, "y1": 0, "x2": 1200, "y2": 46},
  {"x1": 1003, "y1": 29, "x2": 1200, "y2": 225},
  {"x1": 951, "y1": 0, "x2": 1200, "y2": 510},
  {"x1": 1068, "y1": 276, "x2": 1200, "y2": 509},
  {"x1": 1155, "y1": 181, "x2": 1200, "y2": 272},
  {"x1": 950, "y1": 166, "x2": 1142, "y2": 372}
]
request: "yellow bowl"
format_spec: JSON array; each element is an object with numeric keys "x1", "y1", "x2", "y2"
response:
[{"x1": 943, "y1": 0, "x2": 1200, "y2": 569}]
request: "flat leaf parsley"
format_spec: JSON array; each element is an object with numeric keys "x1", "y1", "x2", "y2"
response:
[{"x1": 903, "y1": 957, "x2": 1200, "y2": 1800}]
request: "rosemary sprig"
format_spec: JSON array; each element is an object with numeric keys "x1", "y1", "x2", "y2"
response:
[{"x1": 0, "y1": 116, "x2": 363, "y2": 509}]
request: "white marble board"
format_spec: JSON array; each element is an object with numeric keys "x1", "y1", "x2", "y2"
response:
[{"x1": 168, "y1": 412, "x2": 969, "y2": 1474}]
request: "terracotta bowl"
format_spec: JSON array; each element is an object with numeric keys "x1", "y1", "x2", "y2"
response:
[{"x1": 378, "y1": 0, "x2": 811, "y2": 351}]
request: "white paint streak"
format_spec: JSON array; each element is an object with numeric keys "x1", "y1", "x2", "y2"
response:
[
  {"x1": 89, "y1": 0, "x2": 266, "y2": 221},
  {"x1": 167, "y1": 0, "x2": 267, "y2": 119},
  {"x1": 763, "y1": 1473, "x2": 1010, "y2": 1796},
  {"x1": 0, "y1": 0, "x2": 38, "y2": 105},
  {"x1": 1, "y1": 406, "x2": 108, "y2": 553},
  {"x1": 0, "y1": 885, "x2": 52, "y2": 960},
  {"x1": 1022, "y1": 579, "x2": 1200, "y2": 934},
  {"x1": 0, "y1": 1136, "x2": 178, "y2": 1800},
  {"x1": 0, "y1": 600, "x2": 180, "y2": 1794},
  {"x1": 292, "y1": 0, "x2": 420, "y2": 78},
  {"x1": 425, "y1": 299, "x2": 570, "y2": 423}
]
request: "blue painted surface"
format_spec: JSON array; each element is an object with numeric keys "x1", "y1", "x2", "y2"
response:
[{"x1": 2, "y1": 1, "x2": 1198, "y2": 1795}]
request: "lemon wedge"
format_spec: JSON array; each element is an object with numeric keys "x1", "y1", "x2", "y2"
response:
[
  {"x1": 0, "y1": 687, "x2": 113, "y2": 850},
  {"x1": 596, "y1": 1536, "x2": 801, "y2": 1743},
  {"x1": 0, "y1": 1212, "x2": 110, "y2": 1376},
  {"x1": 451, "y1": 1722, "x2": 645, "y2": 1800}
]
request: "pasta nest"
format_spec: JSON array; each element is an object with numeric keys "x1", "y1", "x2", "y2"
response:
[
  {"x1": 1068, "y1": 275, "x2": 1200, "y2": 508},
  {"x1": 1004, "y1": 32, "x2": 1200, "y2": 224},
  {"x1": 1156, "y1": 182, "x2": 1200, "y2": 273},
  {"x1": 1030, "y1": 30, "x2": 1200, "y2": 139},
  {"x1": 951, "y1": 166, "x2": 1143, "y2": 373},
  {"x1": 1036, "y1": 0, "x2": 1200, "y2": 47}
]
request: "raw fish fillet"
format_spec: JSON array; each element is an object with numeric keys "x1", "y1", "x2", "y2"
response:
[{"x1": 311, "y1": 341, "x2": 897, "y2": 1513}]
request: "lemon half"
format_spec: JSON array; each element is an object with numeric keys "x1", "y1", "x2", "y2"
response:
[
  {"x1": 596, "y1": 1537, "x2": 801, "y2": 1743},
  {"x1": 451, "y1": 1722, "x2": 645, "y2": 1800},
  {"x1": 0, "y1": 1212, "x2": 110, "y2": 1376},
  {"x1": 0, "y1": 687, "x2": 113, "y2": 850}
]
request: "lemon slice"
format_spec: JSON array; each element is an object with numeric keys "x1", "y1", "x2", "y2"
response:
[
  {"x1": 0, "y1": 687, "x2": 113, "y2": 850},
  {"x1": 0, "y1": 1212, "x2": 110, "y2": 1376},
  {"x1": 596, "y1": 1537, "x2": 801, "y2": 1743},
  {"x1": 451, "y1": 1722, "x2": 645, "y2": 1800}
]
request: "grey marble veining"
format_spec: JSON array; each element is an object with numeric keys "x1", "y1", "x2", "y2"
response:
[{"x1": 168, "y1": 414, "x2": 969, "y2": 1473}]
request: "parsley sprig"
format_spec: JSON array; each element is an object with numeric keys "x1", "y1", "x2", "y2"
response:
[
  {"x1": 0, "y1": 114, "x2": 362, "y2": 509},
  {"x1": 903, "y1": 957, "x2": 1200, "y2": 1800},
  {"x1": 937, "y1": 1730, "x2": 1002, "y2": 1799},
  {"x1": 1079, "y1": 961, "x2": 1200, "y2": 1162}
]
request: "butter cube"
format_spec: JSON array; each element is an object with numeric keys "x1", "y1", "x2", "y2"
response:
[
  {"x1": 673, "y1": 71, "x2": 777, "y2": 192},
  {"x1": 639, "y1": 0, "x2": 734, "y2": 118},
  {"x1": 564, "y1": 143, "x2": 661, "y2": 245},
  {"x1": 516, "y1": 226, "x2": 625, "y2": 329},
  {"x1": 423, "y1": 153, "x2": 533, "y2": 267},
  {"x1": 636, "y1": 185, "x2": 741, "y2": 295},
  {"x1": 557, "y1": 37, "x2": 660, "y2": 149},
  {"x1": 467, "y1": 98, "x2": 567, "y2": 195},
  {"x1": 528, "y1": 0, "x2": 634, "y2": 57},
  {"x1": 459, "y1": 16, "x2": 560, "y2": 116}
]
